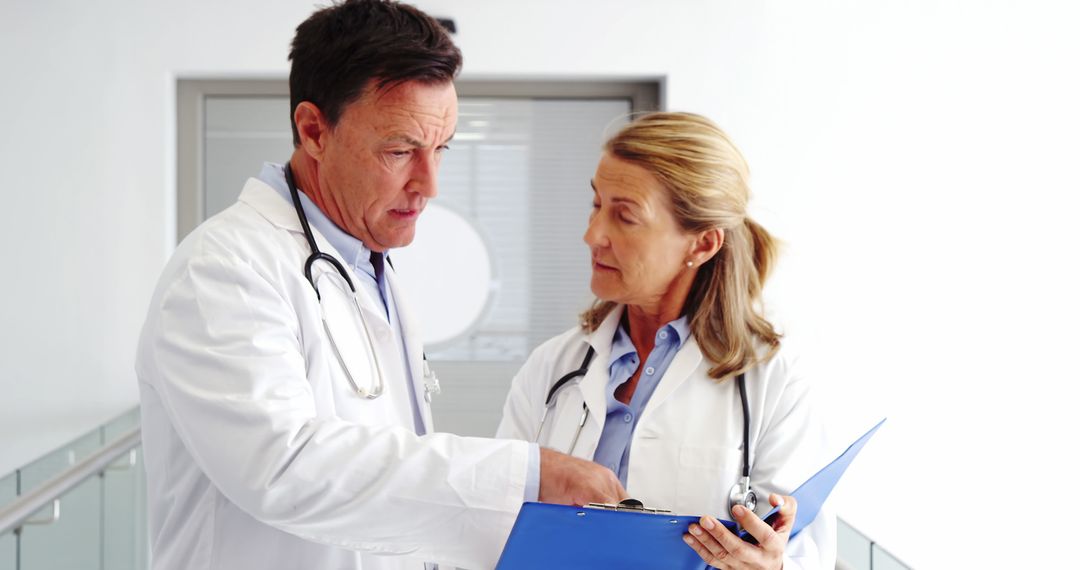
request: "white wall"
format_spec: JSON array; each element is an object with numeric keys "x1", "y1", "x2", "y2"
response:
[{"x1": 2, "y1": 0, "x2": 1078, "y2": 566}]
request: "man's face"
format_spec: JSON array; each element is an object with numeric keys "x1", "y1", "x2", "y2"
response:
[{"x1": 316, "y1": 80, "x2": 457, "y2": 251}]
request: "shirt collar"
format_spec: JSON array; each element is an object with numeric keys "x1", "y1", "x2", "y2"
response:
[
  {"x1": 666, "y1": 315, "x2": 691, "y2": 347},
  {"x1": 607, "y1": 313, "x2": 691, "y2": 368},
  {"x1": 258, "y1": 162, "x2": 379, "y2": 280}
]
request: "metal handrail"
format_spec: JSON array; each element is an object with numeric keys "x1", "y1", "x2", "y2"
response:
[{"x1": 0, "y1": 427, "x2": 141, "y2": 536}]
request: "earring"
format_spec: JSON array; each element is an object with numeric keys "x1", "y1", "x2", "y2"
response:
[{"x1": 686, "y1": 261, "x2": 693, "y2": 268}]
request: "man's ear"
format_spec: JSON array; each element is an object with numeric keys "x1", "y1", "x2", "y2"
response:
[
  {"x1": 294, "y1": 102, "x2": 330, "y2": 161},
  {"x1": 689, "y1": 228, "x2": 724, "y2": 265}
]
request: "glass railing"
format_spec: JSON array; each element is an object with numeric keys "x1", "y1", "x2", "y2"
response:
[
  {"x1": 0, "y1": 408, "x2": 146, "y2": 570},
  {"x1": 2, "y1": 408, "x2": 907, "y2": 570},
  {"x1": 837, "y1": 517, "x2": 911, "y2": 569}
]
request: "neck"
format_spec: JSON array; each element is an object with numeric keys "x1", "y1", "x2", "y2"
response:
[
  {"x1": 287, "y1": 149, "x2": 360, "y2": 247},
  {"x1": 624, "y1": 270, "x2": 696, "y2": 351},
  {"x1": 289, "y1": 149, "x2": 326, "y2": 209},
  {"x1": 625, "y1": 306, "x2": 676, "y2": 352}
]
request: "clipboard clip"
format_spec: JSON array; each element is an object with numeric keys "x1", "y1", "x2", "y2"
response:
[{"x1": 585, "y1": 498, "x2": 672, "y2": 514}]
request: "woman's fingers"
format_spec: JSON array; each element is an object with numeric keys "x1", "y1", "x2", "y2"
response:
[
  {"x1": 683, "y1": 531, "x2": 729, "y2": 568},
  {"x1": 733, "y1": 503, "x2": 779, "y2": 549},
  {"x1": 766, "y1": 493, "x2": 797, "y2": 534},
  {"x1": 737, "y1": 494, "x2": 797, "y2": 558},
  {"x1": 686, "y1": 515, "x2": 749, "y2": 567},
  {"x1": 683, "y1": 496, "x2": 798, "y2": 569}
]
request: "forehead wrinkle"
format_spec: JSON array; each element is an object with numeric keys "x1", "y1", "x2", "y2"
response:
[
  {"x1": 386, "y1": 134, "x2": 425, "y2": 147},
  {"x1": 379, "y1": 110, "x2": 455, "y2": 148},
  {"x1": 594, "y1": 177, "x2": 646, "y2": 208},
  {"x1": 391, "y1": 103, "x2": 454, "y2": 121}
]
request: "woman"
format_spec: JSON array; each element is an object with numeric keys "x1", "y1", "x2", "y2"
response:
[{"x1": 496, "y1": 112, "x2": 834, "y2": 569}]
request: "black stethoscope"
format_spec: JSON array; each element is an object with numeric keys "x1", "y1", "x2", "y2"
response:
[
  {"x1": 536, "y1": 346, "x2": 758, "y2": 519},
  {"x1": 283, "y1": 163, "x2": 441, "y2": 401}
]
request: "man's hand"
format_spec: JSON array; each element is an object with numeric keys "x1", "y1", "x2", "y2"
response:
[{"x1": 538, "y1": 447, "x2": 627, "y2": 506}]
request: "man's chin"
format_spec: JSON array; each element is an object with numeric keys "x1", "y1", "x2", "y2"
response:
[{"x1": 374, "y1": 231, "x2": 417, "y2": 251}]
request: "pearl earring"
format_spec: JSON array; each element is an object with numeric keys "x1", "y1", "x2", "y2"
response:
[{"x1": 686, "y1": 261, "x2": 693, "y2": 267}]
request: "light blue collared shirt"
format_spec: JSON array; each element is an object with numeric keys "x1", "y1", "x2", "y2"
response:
[
  {"x1": 258, "y1": 162, "x2": 540, "y2": 501},
  {"x1": 593, "y1": 314, "x2": 691, "y2": 486}
]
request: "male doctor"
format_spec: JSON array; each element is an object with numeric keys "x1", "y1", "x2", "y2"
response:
[{"x1": 135, "y1": 1, "x2": 624, "y2": 569}]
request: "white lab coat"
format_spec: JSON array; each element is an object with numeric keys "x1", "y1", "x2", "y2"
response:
[
  {"x1": 496, "y1": 306, "x2": 836, "y2": 569},
  {"x1": 136, "y1": 178, "x2": 530, "y2": 570}
]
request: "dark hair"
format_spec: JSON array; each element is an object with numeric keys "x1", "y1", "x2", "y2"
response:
[{"x1": 288, "y1": 0, "x2": 462, "y2": 146}]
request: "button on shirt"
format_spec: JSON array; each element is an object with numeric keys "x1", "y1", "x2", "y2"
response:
[{"x1": 592, "y1": 315, "x2": 690, "y2": 486}]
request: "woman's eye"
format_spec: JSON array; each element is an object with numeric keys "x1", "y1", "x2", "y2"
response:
[{"x1": 617, "y1": 207, "x2": 637, "y2": 224}]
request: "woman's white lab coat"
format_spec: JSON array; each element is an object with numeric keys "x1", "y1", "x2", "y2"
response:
[
  {"x1": 136, "y1": 179, "x2": 530, "y2": 570},
  {"x1": 496, "y1": 306, "x2": 836, "y2": 569}
]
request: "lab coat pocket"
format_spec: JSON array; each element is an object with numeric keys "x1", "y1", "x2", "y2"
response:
[{"x1": 675, "y1": 444, "x2": 741, "y2": 517}]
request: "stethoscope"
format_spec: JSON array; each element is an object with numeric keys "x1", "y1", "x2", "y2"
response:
[
  {"x1": 284, "y1": 163, "x2": 441, "y2": 402},
  {"x1": 534, "y1": 346, "x2": 595, "y2": 456},
  {"x1": 536, "y1": 346, "x2": 758, "y2": 519}
]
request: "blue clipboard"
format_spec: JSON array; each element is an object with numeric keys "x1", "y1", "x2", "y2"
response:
[{"x1": 495, "y1": 419, "x2": 885, "y2": 569}]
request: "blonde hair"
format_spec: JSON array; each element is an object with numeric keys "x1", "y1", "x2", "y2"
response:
[{"x1": 581, "y1": 112, "x2": 781, "y2": 380}]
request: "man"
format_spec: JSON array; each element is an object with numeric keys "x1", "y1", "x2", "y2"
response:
[{"x1": 135, "y1": 1, "x2": 625, "y2": 569}]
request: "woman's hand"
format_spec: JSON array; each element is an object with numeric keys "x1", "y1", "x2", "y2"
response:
[{"x1": 683, "y1": 493, "x2": 797, "y2": 570}]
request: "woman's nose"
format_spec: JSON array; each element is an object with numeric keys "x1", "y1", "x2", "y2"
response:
[{"x1": 583, "y1": 215, "x2": 606, "y2": 247}]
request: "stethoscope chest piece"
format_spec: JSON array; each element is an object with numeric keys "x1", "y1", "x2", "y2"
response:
[{"x1": 728, "y1": 475, "x2": 758, "y2": 515}]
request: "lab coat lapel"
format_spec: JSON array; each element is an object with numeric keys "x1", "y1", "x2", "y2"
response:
[
  {"x1": 638, "y1": 336, "x2": 703, "y2": 425},
  {"x1": 577, "y1": 307, "x2": 625, "y2": 457},
  {"x1": 384, "y1": 266, "x2": 433, "y2": 434},
  {"x1": 238, "y1": 177, "x2": 304, "y2": 233}
]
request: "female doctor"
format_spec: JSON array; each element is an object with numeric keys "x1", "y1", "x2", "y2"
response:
[{"x1": 496, "y1": 113, "x2": 835, "y2": 569}]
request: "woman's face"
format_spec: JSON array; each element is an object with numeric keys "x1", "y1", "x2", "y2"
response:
[{"x1": 585, "y1": 153, "x2": 697, "y2": 311}]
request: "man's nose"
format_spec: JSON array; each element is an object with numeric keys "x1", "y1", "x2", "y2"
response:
[{"x1": 408, "y1": 152, "x2": 439, "y2": 198}]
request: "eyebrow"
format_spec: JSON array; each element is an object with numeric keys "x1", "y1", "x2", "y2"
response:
[
  {"x1": 590, "y1": 179, "x2": 641, "y2": 206},
  {"x1": 387, "y1": 131, "x2": 456, "y2": 147}
]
